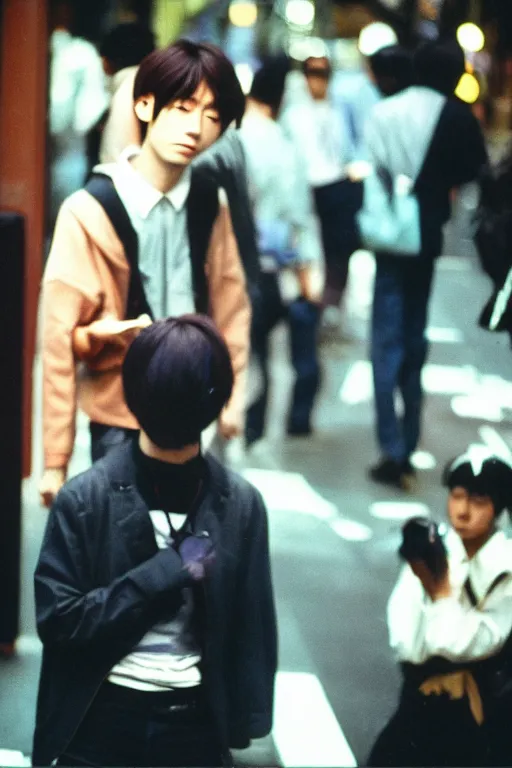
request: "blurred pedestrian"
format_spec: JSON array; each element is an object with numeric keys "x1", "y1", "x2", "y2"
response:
[
  {"x1": 33, "y1": 315, "x2": 277, "y2": 767},
  {"x1": 48, "y1": 0, "x2": 109, "y2": 228},
  {"x1": 39, "y1": 40, "x2": 250, "y2": 508},
  {"x1": 239, "y1": 56, "x2": 324, "y2": 444},
  {"x1": 85, "y1": 22, "x2": 156, "y2": 172},
  {"x1": 280, "y1": 54, "x2": 360, "y2": 338},
  {"x1": 364, "y1": 39, "x2": 488, "y2": 489},
  {"x1": 368, "y1": 446, "x2": 512, "y2": 766}
]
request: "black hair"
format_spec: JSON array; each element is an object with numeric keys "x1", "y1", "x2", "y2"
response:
[
  {"x1": 368, "y1": 44, "x2": 413, "y2": 97},
  {"x1": 249, "y1": 54, "x2": 291, "y2": 116},
  {"x1": 413, "y1": 38, "x2": 466, "y2": 97},
  {"x1": 123, "y1": 315, "x2": 234, "y2": 450},
  {"x1": 99, "y1": 23, "x2": 155, "y2": 73},
  {"x1": 133, "y1": 39, "x2": 246, "y2": 135},
  {"x1": 442, "y1": 451, "x2": 512, "y2": 516}
]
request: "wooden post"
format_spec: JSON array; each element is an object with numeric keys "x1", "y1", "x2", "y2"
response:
[{"x1": 0, "y1": 0, "x2": 48, "y2": 480}]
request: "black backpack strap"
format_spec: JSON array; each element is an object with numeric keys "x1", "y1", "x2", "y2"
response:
[
  {"x1": 187, "y1": 169, "x2": 219, "y2": 314},
  {"x1": 465, "y1": 572, "x2": 509, "y2": 608},
  {"x1": 84, "y1": 174, "x2": 153, "y2": 321}
]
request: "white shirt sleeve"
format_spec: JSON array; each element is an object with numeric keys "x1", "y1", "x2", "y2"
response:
[{"x1": 387, "y1": 564, "x2": 512, "y2": 665}]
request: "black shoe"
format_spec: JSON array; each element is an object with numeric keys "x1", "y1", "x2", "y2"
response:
[
  {"x1": 368, "y1": 457, "x2": 404, "y2": 488},
  {"x1": 287, "y1": 423, "x2": 312, "y2": 437}
]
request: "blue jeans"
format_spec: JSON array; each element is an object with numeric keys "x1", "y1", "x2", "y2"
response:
[{"x1": 371, "y1": 255, "x2": 435, "y2": 463}]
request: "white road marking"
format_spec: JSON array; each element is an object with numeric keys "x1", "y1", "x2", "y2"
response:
[
  {"x1": 329, "y1": 518, "x2": 373, "y2": 541},
  {"x1": 426, "y1": 327, "x2": 463, "y2": 343},
  {"x1": 242, "y1": 469, "x2": 336, "y2": 520},
  {"x1": 370, "y1": 501, "x2": 430, "y2": 520},
  {"x1": 243, "y1": 469, "x2": 374, "y2": 540},
  {"x1": 451, "y1": 395, "x2": 504, "y2": 422},
  {"x1": 410, "y1": 451, "x2": 437, "y2": 470},
  {"x1": 338, "y1": 361, "x2": 373, "y2": 405},
  {"x1": 273, "y1": 671, "x2": 357, "y2": 767},
  {"x1": 0, "y1": 751, "x2": 31, "y2": 766},
  {"x1": 422, "y1": 364, "x2": 479, "y2": 395},
  {"x1": 479, "y1": 426, "x2": 512, "y2": 460}
]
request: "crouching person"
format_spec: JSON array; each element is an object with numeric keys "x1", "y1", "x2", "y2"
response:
[{"x1": 32, "y1": 315, "x2": 277, "y2": 767}]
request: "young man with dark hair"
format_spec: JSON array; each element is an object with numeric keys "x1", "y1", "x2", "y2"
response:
[
  {"x1": 33, "y1": 314, "x2": 277, "y2": 767},
  {"x1": 39, "y1": 40, "x2": 251, "y2": 508}
]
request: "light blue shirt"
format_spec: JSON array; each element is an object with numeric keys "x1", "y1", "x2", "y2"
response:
[
  {"x1": 94, "y1": 147, "x2": 196, "y2": 320},
  {"x1": 239, "y1": 108, "x2": 322, "y2": 266}
]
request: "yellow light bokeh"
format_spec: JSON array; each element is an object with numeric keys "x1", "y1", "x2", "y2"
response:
[
  {"x1": 455, "y1": 72, "x2": 480, "y2": 104},
  {"x1": 456, "y1": 22, "x2": 485, "y2": 53},
  {"x1": 228, "y1": 0, "x2": 258, "y2": 27}
]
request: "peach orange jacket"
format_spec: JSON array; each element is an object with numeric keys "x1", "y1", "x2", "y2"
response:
[{"x1": 41, "y1": 187, "x2": 251, "y2": 470}]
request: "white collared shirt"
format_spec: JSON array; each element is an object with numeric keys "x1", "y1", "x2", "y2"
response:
[
  {"x1": 94, "y1": 146, "x2": 195, "y2": 319},
  {"x1": 387, "y1": 528, "x2": 512, "y2": 665}
]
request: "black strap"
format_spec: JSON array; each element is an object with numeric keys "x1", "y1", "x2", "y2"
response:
[
  {"x1": 85, "y1": 174, "x2": 153, "y2": 321},
  {"x1": 464, "y1": 572, "x2": 509, "y2": 607},
  {"x1": 187, "y1": 170, "x2": 219, "y2": 315}
]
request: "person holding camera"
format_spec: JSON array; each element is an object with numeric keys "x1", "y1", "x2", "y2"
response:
[{"x1": 368, "y1": 446, "x2": 512, "y2": 766}]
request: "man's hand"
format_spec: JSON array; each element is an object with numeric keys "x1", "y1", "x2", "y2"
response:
[
  {"x1": 218, "y1": 409, "x2": 242, "y2": 440},
  {"x1": 410, "y1": 559, "x2": 452, "y2": 601},
  {"x1": 39, "y1": 468, "x2": 67, "y2": 508}
]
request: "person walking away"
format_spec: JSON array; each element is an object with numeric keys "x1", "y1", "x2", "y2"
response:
[
  {"x1": 365, "y1": 39, "x2": 488, "y2": 490},
  {"x1": 280, "y1": 54, "x2": 359, "y2": 339},
  {"x1": 239, "y1": 56, "x2": 324, "y2": 444}
]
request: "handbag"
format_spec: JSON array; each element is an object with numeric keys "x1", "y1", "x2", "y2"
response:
[{"x1": 357, "y1": 166, "x2": 421, "y2": 256}]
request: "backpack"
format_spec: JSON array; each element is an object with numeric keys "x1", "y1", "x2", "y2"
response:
[{"x1": 84, "y1": 171, "x2": 219, "y2": 320}]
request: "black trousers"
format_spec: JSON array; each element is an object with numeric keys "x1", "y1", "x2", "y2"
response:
[
  {"x1": 56, "y1": 682, "x2": 227, "y2": 767},
  {"x1": 89, "y1": 422, "x2": 139, "y2": 463},
  {"x1": 246, "y1": 273, "x2": 320, "y2": 444},
  {"x1": 313, "y1": 178, "x2": 362, "y2": 308}
]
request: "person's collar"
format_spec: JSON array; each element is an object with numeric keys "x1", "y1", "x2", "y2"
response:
[{"x1": 118, "y1": 145, "x2": 192, "y2": 218}]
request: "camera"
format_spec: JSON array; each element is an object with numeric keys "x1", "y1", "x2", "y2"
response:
[{"x1": 399, "y1": 516, "x2": 448, "y2": 578}]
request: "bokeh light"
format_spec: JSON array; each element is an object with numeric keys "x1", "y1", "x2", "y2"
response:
[
  {"x1": 285, "y1": 0, "x2": 315, "y2": 28},
  {"x1": 456, "y1": 22, "x2": 485, "y2": 53},
  {"x1": 455, "y1": 72, "x2": 481, "y2": 104},
  {"x1": 228, "y1": 0, "x2": 258, "y2": 28},
  {"x1": 358, "y1": 22, "x2": 398, "y2": 57}
]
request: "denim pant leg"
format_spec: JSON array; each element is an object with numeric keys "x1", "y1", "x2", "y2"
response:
[
  {"x1": 371, "y1": 258, "x2": 407, "y2": 462},
  {"x1": 245, "y1": 274, "x2": 285, "y2": 443},
  {"x1": 287, "y1": 298, "x2": 321, "y2": 431},
  {"x1": 399, "y1": 260, "x2": 435, "y2": 458},
  {"x1": 89, "y1": 423, "x2": 138, "y2": 463}
]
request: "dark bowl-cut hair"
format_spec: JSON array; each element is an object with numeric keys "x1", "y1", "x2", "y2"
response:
[
  {"x1": 249, "y1": 54, "x2": 291, "y2": 116},
  {"x1": 133, "y1": 39, "x2": 246, "y2": 137},
  {"x1": 368, "y1": 45, "x2": 413, "y2": 97},
  {"x1": 99, "y1": 23, "x2": 155, "y2": 73},
  {"x1": 123, "y1": 314, "x2": 234, "y2": 450},
  {"x1": 413, "y1": 39, "x2": 465, "y2": 97}
]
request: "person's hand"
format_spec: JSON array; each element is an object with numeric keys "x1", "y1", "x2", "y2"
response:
[
  {"x1": 39, "y1": 468, "x2": 67, "y2": 508},
  {"x1": 179, "y1": 535, "x2": 215, "y2": 582},
  {"x1": 410, "y1": 559, "x2": 452, "y2": 601},
  {"x1": 218, "y1": 409, "x2": 242, "y2": 440}
]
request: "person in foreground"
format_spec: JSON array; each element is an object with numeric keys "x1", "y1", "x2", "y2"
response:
[
  {"x1": 32, "y1": 315, "x2": 277, "y2": 767},
  {"x1": 368, "y1": 445, "x2": 512, "y2": 766}
]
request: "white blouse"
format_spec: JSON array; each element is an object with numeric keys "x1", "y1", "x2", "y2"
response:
[{"x1": 387, "y1": 529, "x2": 512, "y2": 665}]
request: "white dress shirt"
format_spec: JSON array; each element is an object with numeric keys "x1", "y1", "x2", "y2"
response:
[
  {"x1": 95, "y1": 146, "x2": 196, "y2": 320},
  {"x1": 388, "y1": 528, "x2": 512, "y2": 665}
]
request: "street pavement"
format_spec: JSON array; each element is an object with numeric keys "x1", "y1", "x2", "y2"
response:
[{"x1": 1, "y1": 223, "x2": 512, "y2": 766}]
